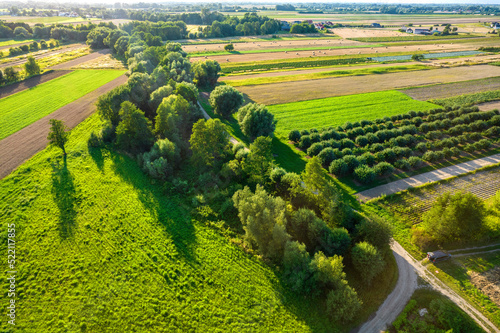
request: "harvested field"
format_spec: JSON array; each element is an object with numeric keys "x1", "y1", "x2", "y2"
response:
[
  {"x1": 402, "y1": 77, "x2": 500, "y2": 101},
  {"x1": 478, "y1": 100, "x2": 500, "y2": 111},
  {"x1": 49, "y1": 49, "x2": 111, "y2": 69},
  {"x1": 0, "y1": 70, "x2": 125, "y2": 140},
  {"x1": 470, "y1": 267, "x2": 500, "y2": 307},
  {"x1": 191, "y1": 42, "x2": 476, "y2": 64},
  {"x1": 0, "y1": 70, "x2": 71, "y2": 99},
  {"x1": 333, "y1": 28, "x2": 412, "y2": 39},
  {"x1": 239, "y1": 64, "x2": 500, "y2": 105},
  {"x1": 70, "y1": 53, "x2": 126, "y2": 70},
  {"x1": 184, "y1": 38, "x2": 362, "y2": 54},
  {"x1": 0, "y1": 74, "x2": 127, "y2": 179}
]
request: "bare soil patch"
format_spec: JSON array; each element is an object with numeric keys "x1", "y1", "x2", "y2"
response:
[
  {"x1": 191, "y1": 42, "x2": 476, "y2": 64},
  {"x1": 478, "y1": 100, "x2": 500, "y2": 111},
  {"x1": 333, "y1": 28, "x2": 410, "y2": 39},
  {"x1": 239, "y1": 64, "x2": 500, "y2": 105},
  {"x1": 71, "y1": 53, "x2": 126, "y2": 70},
  {"x1": 0, "y1": 74, "x2": 127, "y2": 179},
  {"x1": 470, "y1": 267, "x2": 500, "y2": 307},
  {"x1": 402, "y1": 76, "x2": 500, "y2": 101},
  {"x1": 0, "y1": 69, "x2": 71, "y2": 99},
  {"x1": 49, "y1": 49, "x2": 111, "y2": 70}
]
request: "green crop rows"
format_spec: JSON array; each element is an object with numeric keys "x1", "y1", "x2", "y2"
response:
[
  {"x1": 0, "y1": 69, "x2": 125, "y2": 140},
  {"x1": 0, "y1": 114, "x2": 332, "y2": 332},
  {"x1": 268, "y1": 90, "x2": 437, "y2": 136}
]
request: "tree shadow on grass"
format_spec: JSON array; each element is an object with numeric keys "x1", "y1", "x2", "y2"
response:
[
  {"x1": 109, "y1": 152, "x2": 198, "y2": 263},
  {"x1": 89, "y1": 146, "x2": 105, "y2": 173},
  {"x1": 51, "y1": 156, "x2": 78, "y2": 239},
  {"x1": 272, "y1": 137, "x2": 307, "y2": 174}
]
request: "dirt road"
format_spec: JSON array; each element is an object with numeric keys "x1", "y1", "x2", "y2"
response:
[
  {"x1": 356, "y1": 153, "x2": 500, "y2": 202},
  {"x1": 239, "y1": 64, "x2": 500, "y2": 105},
  {"x1": 0, "y1": 70, "x2": 71, "y2": 99},
  {"x1": 357, "y1": 241, "x2": 417, "y2": 333},
  {"x1": 0, "y1": 74, "x2": 127, "y2": 179}
]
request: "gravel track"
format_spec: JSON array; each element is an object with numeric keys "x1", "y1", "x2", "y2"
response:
[{"x1": 0, "y1": 74, "x2": 127, "y2": 180}]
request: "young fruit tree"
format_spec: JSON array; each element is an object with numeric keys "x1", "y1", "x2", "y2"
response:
[{"x1": 47, "y1": 119, "x2": 69, "y2": 156}]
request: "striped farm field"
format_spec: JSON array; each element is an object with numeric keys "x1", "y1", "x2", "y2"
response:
[
  {"x1": 0, "y1": 69, "x2": 125, "y2": 140},
  {"x1": 268, "y1": 90, "x2": 439, "y2": 136}
]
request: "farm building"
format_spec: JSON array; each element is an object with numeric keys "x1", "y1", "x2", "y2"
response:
[
  {"x1": 371, "y1": 23, "x2": 381, "y2": 27},
  {"x1": 406, "y1": 28, "x2": 432, "y2": 35}
]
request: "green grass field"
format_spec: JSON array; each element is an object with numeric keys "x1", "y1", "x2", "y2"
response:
[
  {"x1": 348, "y1": 34, "x2": 481, "y2": 43},
  {"x1": 0, "y1": 69, "x2": 124, "y2": 140},
  {"x1": 0, "y1": 114, "x2": 334, "y2": 332},
  {"x1": 0, "y1": 38, "x2": 36, "y2": 47},
  {"x1": 268, "y1": 90, "x2": 439, "y2": 136},
  {"x1": 226, "y1": 64, "x2": 430, "y2": 87}
]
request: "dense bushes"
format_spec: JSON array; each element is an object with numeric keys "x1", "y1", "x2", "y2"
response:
[{"x1": 290, "y1": 106, "x2": 500, "y2": 184}]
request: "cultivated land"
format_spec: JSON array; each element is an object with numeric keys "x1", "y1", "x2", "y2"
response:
[
  {"x1": 0, "y1": 69, "x2": 125, "y2": 140},
  {"x1": 0, "y1": 115, "x2": 332, "y2": 332},
  {"x1": 49, "y1": 49, "x2": 115, "y2": 70},
  {"x1": 0, "y1": 70, "x2": 71, "y2": 99},
  {"x1": 0, "y1": 74, "x2": 127, "y2": 179},
  {"x1": 268, "y1": 90, "x2": 438, "y2": 136},
  {"x1": 239, "y1": 65, "x2": 500, "y2": 105}
]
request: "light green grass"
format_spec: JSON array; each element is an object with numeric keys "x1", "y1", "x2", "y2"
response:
[
  {"x1": 431, "y1": 89, "x2": 500, "y2": 107},
  {"x1": 0, "y1": 38, "x2": 36, "y2": 47},
  {"x1": 0, "y1": 114, "x2": 332, "y2": 332},
  {"x1": 227, "y1": 64, "x2": 430, "y2": 87},
  {"x1": 268, "y1": 90, "x2": 439, "y2": 136},
  {"x1": 0, "y1": 69, "x2": 124, "y2": 140}
]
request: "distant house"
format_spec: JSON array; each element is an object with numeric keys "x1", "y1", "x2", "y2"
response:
[
  {"x1": 281, "y1": 21, "x2": 290, "y2": 31},
  {"x1": 407, "y1": 28, "x2": 432, "y2": 35},
  {"x1": 491, "y1": 22, "x2": 500, "y2": 29},
  {"x1": 371, "y1": 23, "x2": 381, "y2": 28}
]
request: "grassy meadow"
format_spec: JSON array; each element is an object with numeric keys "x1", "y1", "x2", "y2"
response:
[
  {"x1": 0, "y1": 38, "x2": 36, "y2": 47},
  {"x1": 268, "y1": 90, "x2": 439, "y2": 136},
  {"x1": 0, "y1": 114, "x2": 335, "y2": 332},
  {"x1": 0, "y1": 69, "x2": 124, "y2": 140}
]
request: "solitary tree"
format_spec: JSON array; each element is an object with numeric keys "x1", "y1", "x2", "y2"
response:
[
  {"x1": 237, "y1": 103, "x2": 276, "y2": 141},
  {"x1": 224, "y1": 43, "x2": 234, "y2": 51},
  {"x1": 24, "y1": 56, "x2": 40, "y2": 76},
  {"x1": 411, "y1": 54, "x2": 424, "y2": 61},
  {"x1": 209, "y1": 85, "x2": 244, "y2": 119},
  {"x1": 4, "y1": 67, "x2": 18, "y2": 82},
  {"x1": 47, "y1": 119, "x2": 69, "y2": 156},
  {"x1": 191, "y1": 59, "x2": 221, "y2": 88}
]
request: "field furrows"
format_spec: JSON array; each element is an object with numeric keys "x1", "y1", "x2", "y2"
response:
[{"x1": 384, "y1": 168, "x2": 500, "y2": 224}]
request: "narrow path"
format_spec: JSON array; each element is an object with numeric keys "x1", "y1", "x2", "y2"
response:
[
  {"x1": 49, "y1": 49, "x2": 111, "y2": 70},
  {"x1": 197, "y1": 100, "x2": 240, "y2": 146},
  {"x1": 356, "y1": 153, "x2": 500, "y2": 202},
  {"x1": 0, "y1": 74, "x2": 127, "y2": 179},
  {"x1": 359, "y1": 241, "x2": 500, "y2": 332},
  {"x1": 357, "y1": 241, "x2": 417, "y2": 333}
]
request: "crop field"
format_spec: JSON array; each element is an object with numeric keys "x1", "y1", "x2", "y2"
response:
[
  {"x1": 349, "y1": 34, "x2": 482, "y2": 43},
  {"x1": 269, "y1": 91, "x2": 433, "y2": 132},
  {"x1": 0, "y1": 115, "x2": 334, "y2": 332},
  {"x1": 239, "y1": 65, "x2": 500, "y2": 105},
  {"x1": 333, "y1": 28, "x2": 410, "y2": 39},
  {"x1": 226, "y1": 64, "x2": 430, "y2": 87},
  {"x1": 431, "y1": 90, "x2": 500, "y2": 108},
  {"x1": 180, "y1": 34, "x2": 338, "y2": 45},
  {"x1": 402, "y1": 77, "x2": 500, "y2": 101},
  {"x1": 371, "y1": 50, "x2": 483, "y2": 62},
  {"x1": 0, "y1": 69, "x2": 125, "y2": 140}
]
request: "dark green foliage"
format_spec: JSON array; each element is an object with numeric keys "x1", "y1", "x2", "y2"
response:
[
  {"x1": 4, "y1": 67, "x2": 18, "y2": 82},
  {"x1": 317, "y1": 148, "x2": 336, "y2": 167},
  {"x1": 192, "y1": 59, "x2": 221, "y2": 88},
  {"x1": 115, "y1": 101, "x2": 154, "y2": 154},
  {"x1": 353, "y1": 165, "x2": 376, "y2": 184},
  {"x1": 47, "y1": 119, "x2": 69, "y2": 155},
  {"x1": 299, "y1": 135, "x2": 312, "y2": 149},
  {"x1": 288, "y1": 130, "x2": 301, "y2": 142},
  {"x1": 329, "y1": 159, "x2": 349, "y2": 177},
  {"x1": 355, "y1": 214, "x2": 392, "y2": 250},
  {"x1": 86, "y1": 27, "x2": 112, "y2": 49},
  {"x1": 209, "y1": 85, "x2": 244, "y2": 119},
  {"x1": 307, "y1": 142, "x2": 324, "y2": 157},
  {"x1": 374, "y1": 162, "x2": 395, "y2": 176},
  {"x1": 342, "y1": 155, "x2": 359, "y2": 173},
  {"x1": 97, "y1": 85, "x2": 132, "y2": 126},
  {"x1": 190, "y1": 118, "x2": 229, "y2": 168},
  {"x1": 351, "y1": 241, "x2": 385, "y2": 285},
  {"x1": 24, "y1": 56, "x2": 40, "y2": 76},
  {"x1": 422, "y1": 192, "x2": 486, "y2": 243},
  {"x1": 237, "y1": 103, "x2": 276, "y2": 140}
]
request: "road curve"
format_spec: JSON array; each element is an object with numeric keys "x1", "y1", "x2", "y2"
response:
[{"x1": 357, "y1": 241, "x2": 417, "y2": 333}]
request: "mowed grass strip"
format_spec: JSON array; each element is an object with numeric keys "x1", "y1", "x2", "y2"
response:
[
  {"x1": 268, "y1": 90, "x2": 439, "y2": 136},
  {"x1": 0, "y1": 114, "x2": 331, "y2": 332},
  {"x1": 0, "y1": 69, "x2": 124, "y2": 140},
  {"x1": 0, "y1": 38, "x2": 36, "y2": 47},
  {"x1": 227, "y1": 64, "x2": 430, "y2": 87}
]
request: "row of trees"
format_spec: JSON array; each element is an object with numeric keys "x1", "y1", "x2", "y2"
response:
[{"x1": 0, "y1": 56, "x2": 40, "y2": 86}]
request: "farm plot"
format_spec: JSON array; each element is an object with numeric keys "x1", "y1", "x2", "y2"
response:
[
  {"x1": 332, "y1": 28, "x2": 410, "y2": 39},
  {"x1": 349, "y1": 34, "x2": 482, "y2": 43},
  {"x1": 402, "y1": 77, "x2": 500, "y2": 101},
  {"x1": 371, "y1": 50, "x2": 483, "y2": 62},
  {"x1": 268, "y1": 91, "x2": 437, "y2": 136},
  {"x1": 0, "y1": 114, "x2": 332, "y2": 332},
  {"x1": 239, "y1": 65, "x2": 500, "y2": 105},
  {"x1": 226, "y1": 64, "x2": 430, "y2": 87},
  {"x1": 0, "y1": 69, "x2": 125, "y2": 140},
  {"x1": 287, "y1": 106, "x2": 500, "y2": 186}
]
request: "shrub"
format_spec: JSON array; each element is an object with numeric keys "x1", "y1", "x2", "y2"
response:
[
  {"x1": 463, "y1": 144, "x2": 475, "y2": 153},
  {"x1": 381, "y1": 148, "x2": 397, "y2": 162},
  {"x1": 342, "y1": 155, "x2": 359, "y2": 172},
  {"x1": 317, "y1": 148, "x2": 336, "y2": 167},
  {"x1": 407, "y1": 156, "x2": 423, "y2": 168},
  {"x1": 299, "y1": 135, "x2": 312, "y2": 149},
  {"x1": 442, "y1": 148, "x2": 452, "y2": 159},
  {"x1": 307, "y1": 143, "x2": 324, "y2": 156},
  {"x1": 477, "y1": 139, "x2": 492, "y2": 149},
  {"x1": 341, "y1": 148, "x2": 353, "y2": 156},
  {"x1": 354, "y1": 165, "x2": 376, "y2": 184},
  {"x1": 422, "y1": 151, "x2": 436, "y2": 162},
  {"x1": 416, "y1": 142, "x2": 427, "y2": 152},
  {"x1": 374, "y1": 162, "x2": 395, "y2": 176},
  {"x1": 209, "y1": 85, "x2": 244, "y2": 119},
  {"x1": 360, "y1": 152, "x2": 375, "y2": 166},
  {"x1": 310, "y1": 133, "x2": 321, "y2": 143},
  {"x1": 370, "y1": 143, "x2": 384, "y2": 153},
  {"x1": 394, "y1": 159, "x2": 411, "y2": 170},
  {"x1": 329, "y1": 159, "x2": 349, "y2": 177},
  {"x1": 288, "y1": 130, "x2": 301, "y2": 142},
  {"x1": 235, "y1": 149, "x2": 249, "y2": 160},
  {"x1": 340, "y1": 138, "x2": 355, "y2": 149},
  {"x1": 300, "y1": 129, "x2": 310, "y2": 136},
  {"x1": 232, "y1": 143, "x2": 245, "y2": 155},
  {"x1": 355, "y1": 135, "x2": 369, "y2": 147},
  {"x1": 450, "y1": 147, "x2": 460, "y2": 157}
]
